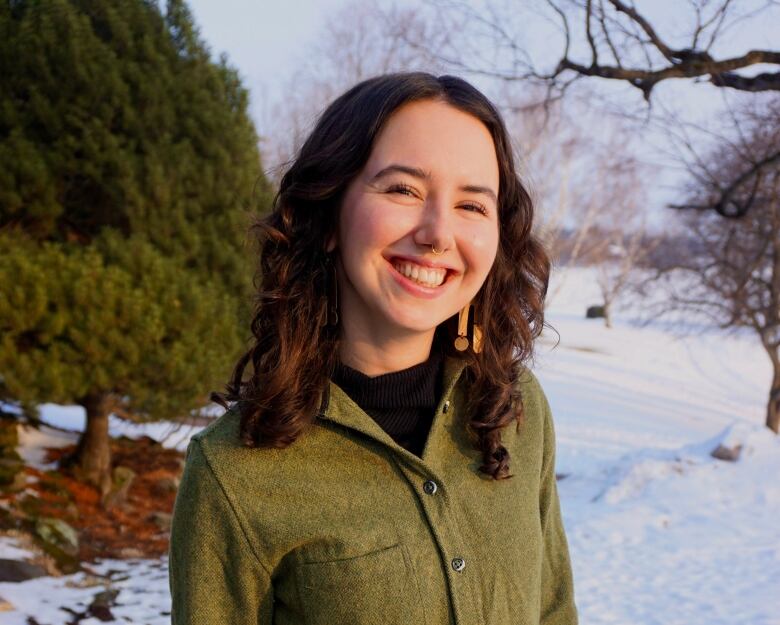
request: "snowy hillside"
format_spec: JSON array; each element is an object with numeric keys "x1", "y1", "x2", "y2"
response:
[
  {"x1": 1, "y1": 265, "x2": 778, "y2": 625},
  {"x1": 538, "y1": 267, "x2": 779, "y2": 625}
]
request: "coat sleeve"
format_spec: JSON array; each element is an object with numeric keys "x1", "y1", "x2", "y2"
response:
[
  {"x1": 537, "y1": 384, "x2": 579, "y2": 625},
  {"x1": 169, "y1": 438, "x2": 274, "y2": 625}
]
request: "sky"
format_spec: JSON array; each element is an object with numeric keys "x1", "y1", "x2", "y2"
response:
[{"x1": 187, "y1": 0, "x2": 368, "y2": 124}]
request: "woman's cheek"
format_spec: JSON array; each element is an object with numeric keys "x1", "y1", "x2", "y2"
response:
[{"x1": 463, "y1": 226, "x2": 499, "y2": 265}]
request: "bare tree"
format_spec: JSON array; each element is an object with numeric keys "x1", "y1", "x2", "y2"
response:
[
  {"x1": 663, "y1": 96, "x2": 780, "y2": 218},
  {"x1": 511, "y1": 105, "x2": 658, "y2": 312},
  {"x1": 566, "y1": 139, "x2": 657, "y2": 325},
  {"x1": 650, "y1": 97, "x2": 780, "y2": 432},
  {"x1": 408, "y1": 0, "x2": 780, "y2": 100},
  {"x1": 490, "y1": 81, "x2": 595, "y2": 278}
]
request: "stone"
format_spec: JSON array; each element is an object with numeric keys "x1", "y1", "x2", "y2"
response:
[
  {"x1": 586, "y1": 305, "x2": 606, "y2": 319},
  {"x1": 0, "y1": 457, "x2": 23, "y2": 488},
  {"x1": 7, "y1": 470, "x2": 27, "y2": 493},
  {"x1": 102, "y1": 466, "x2": 136, "y2": 509},
  {"x1": 35, "y1": 517, "x2": 79, "y2": 558},
  {"x1": 88, "y1": 588, "x2": 119, "y2": 621},
  {"x1": 119, "y1": 547, "x2": 144, "y2": 559},
  {"x1": 148, "y1": 511, "x2": 172, "y2": 531},
  {"x1": 0, "y1": 419, "x2": 19, "y2": 449},
  {"x1": 152, "y1": 475, "x2": 179, "y2": 496},
  {"x1": 0, "y1": 558, "x2": 48, "y2": 582},
  {"x1": 711, "y1": 443, "x2": 742, "y2": 462}
]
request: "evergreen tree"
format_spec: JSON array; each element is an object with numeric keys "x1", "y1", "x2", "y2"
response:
[{"x1": 0, "y1": 0, "x2": 271, "y2": 497}]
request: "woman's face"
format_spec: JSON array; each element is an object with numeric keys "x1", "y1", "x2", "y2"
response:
[{"x1": 331, "y1": 98, "x2": 500, "y2": 344}]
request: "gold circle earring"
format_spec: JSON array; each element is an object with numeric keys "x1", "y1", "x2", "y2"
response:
[
  {"x1": 430, "y1": 244, "x2": 444, "y2": 255},
  {"x1": 454, "y1": 302, "x2": 484, "y2": 353}
]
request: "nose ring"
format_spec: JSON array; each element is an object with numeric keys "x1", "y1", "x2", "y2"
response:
[{"x1": 430, "y1": 244, "x2": 444, "y2": 255}]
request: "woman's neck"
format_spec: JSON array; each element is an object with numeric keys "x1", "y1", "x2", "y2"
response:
[{"x1": 338, "y1": 332, "x2": 436, "y2": 376}]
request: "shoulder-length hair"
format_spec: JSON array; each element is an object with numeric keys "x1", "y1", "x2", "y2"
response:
[{"x1": 213, "y1": 72, "x2": 550, "y2": 480}]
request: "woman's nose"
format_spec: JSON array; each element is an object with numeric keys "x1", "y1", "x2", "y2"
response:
[{"x1": 413, "y1": 196, "x2": 456, "y2": 253}]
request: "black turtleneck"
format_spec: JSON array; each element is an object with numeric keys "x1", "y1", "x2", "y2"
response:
[{"x1": 331, "y1": 346, "x2": 444, "y2": 457}]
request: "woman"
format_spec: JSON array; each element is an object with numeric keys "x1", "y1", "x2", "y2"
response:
[{"x1": 169, "y1": 72, "x2": 578, "y2": 625}]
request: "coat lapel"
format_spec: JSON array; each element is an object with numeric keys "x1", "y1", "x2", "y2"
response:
[{"x1": 317, "y1": 355, "x2": 470, "y2": 466}]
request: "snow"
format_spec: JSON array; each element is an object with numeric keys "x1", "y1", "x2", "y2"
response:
[
  {"x1": 1, "y1": 265, "x2": 778, "y2": 624},
  {"x1": 15, "y1": 405, "x2": 206, "y2": 457},
  {"x1": 0, "y1": 537, "x2": 35, "y2": 561},
  {"x1": 16, "y1": 424, "x2": 79, "y2": 470},
  {"x1": 0, "y1": 559, "x2": 170, "y2": 625}
]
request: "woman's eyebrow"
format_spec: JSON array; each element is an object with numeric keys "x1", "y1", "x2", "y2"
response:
[{"x1": 370, "y1": 163, "x2": 497, "y2": 204}]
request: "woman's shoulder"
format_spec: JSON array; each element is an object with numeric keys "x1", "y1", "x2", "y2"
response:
[
  {"x1": 505, "y1": 365, "x2": 555, "y2": 453},
  {"x1": 516, "y1": 366, "x2": 552, "y2": 420},
  {"x1": 183, "y1": 405, "x2": 304, "y2": 489},
  {"x1": 191, "y1": 404, "x2": 242, "y2": 446}
]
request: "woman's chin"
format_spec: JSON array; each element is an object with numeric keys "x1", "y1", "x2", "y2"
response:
[{"x1": 384, "y1": 312, "x2": 451, "y2": 336}]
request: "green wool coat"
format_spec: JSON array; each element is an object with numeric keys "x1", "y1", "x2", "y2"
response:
[{"x1": 168, "y1": 356, "x2": 578, "y2": 625}]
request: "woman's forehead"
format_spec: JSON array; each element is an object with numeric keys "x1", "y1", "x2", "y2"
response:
[{"x1": 365, "y1": 100, "x2": 500, "y2": 190}]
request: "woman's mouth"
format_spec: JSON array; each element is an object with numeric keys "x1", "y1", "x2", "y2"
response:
[
  {"x1": 385, "y1": 256, "x2": 458, "y2": 298},
  {"x1": 391, "y1": 259, "x2": 447, "y2": 287}
]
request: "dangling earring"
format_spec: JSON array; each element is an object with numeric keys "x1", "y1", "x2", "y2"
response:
[
  {"x1": 320, "y1": 253, "x2": 339, "y2": 327},
  {"x1": 454, "y1": 302, "x2": 483, "y2": 353},
  {"x1": 473, "y1": 310, "x2": 483, "y2": 354}
]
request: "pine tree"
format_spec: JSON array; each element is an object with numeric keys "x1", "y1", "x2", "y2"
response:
[{"x1": 0, "y1": 0, "x2": 271, "y2": 497}]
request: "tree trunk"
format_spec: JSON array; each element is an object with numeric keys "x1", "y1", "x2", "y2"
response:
[
  {"x1": 73, "y1": 393, "x2": 114, "y2": 497},
  {"x1": 603, "y1": 301, "x2": 612, "y2": 329},
  {"x1": 767, "y1": 352, "x2": 780, "y2": 434}
]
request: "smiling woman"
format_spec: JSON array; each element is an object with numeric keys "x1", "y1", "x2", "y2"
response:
[{"x1": 169, "y1": 72, "x2": 578, "y2": 625}]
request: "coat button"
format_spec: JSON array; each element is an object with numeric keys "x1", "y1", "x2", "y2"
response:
[
  {"x1": 451, "y1": 557, "x2": 465, "y2": 572},
  {"x1": 442, "y1": 400, "x2": 450, "y2": 413},
  {"x1": 423, "y1": 480, "x2": 438, "y2": 495}
]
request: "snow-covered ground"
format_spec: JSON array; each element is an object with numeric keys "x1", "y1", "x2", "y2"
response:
[
  {"x1": 1, "y1": 265, "x2": 778, "y2": 624},
  {"x1": 539, "y1": 267, "x2": 779, "y2": 625}
]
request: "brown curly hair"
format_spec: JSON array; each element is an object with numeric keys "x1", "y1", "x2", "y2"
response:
[{"x1": 213, "y1": 72, "x2": 550, "y2": 480}]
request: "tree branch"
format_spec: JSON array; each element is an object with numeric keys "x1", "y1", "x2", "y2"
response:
[
  {"x1": 669, "y1": 149, "x2": 780, "y2": 218},
  {"x1": 607, "y1": 0, "x2": 676, "y2": 61}
]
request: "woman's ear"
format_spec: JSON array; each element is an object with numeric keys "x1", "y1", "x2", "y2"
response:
[{"x1": 325, "y1": 233, "x2": 337, "y2": 253}]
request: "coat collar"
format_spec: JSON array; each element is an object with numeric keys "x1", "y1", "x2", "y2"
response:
[{"x1": 317, "y1": 354, "x2": 470, "y2": 462}]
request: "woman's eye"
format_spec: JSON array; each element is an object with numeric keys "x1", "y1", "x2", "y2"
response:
[
  {"x1": 462, "y1": 203, "x2": 488, "y2": 216},
  {"x1": 388, "y1": 184, "x2": 417, "y2": 197}
]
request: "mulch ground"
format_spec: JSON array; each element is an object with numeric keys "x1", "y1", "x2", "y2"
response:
[{"x1": 2, "y1": 435, "x2": 184, "y2": 564}]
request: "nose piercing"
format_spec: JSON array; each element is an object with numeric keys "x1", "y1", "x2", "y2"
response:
[{"x1": 430, "y1": 244, "x2": 444, "y2": 255}]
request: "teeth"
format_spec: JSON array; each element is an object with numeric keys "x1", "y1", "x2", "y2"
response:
[{"x1": 393, "y1": 260, "x2": 447, "y2": 287}]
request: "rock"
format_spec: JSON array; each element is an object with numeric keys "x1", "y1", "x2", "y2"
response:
[
  {"x1": 586, "y1": 305, "x2": 606, "y2": 319},
  {"x1": 711, "y1": 443, "x2": 742, "y2": 462},
  {"x1": 119, "y1": 547, "x2": 144, "y2": 559},
  {"x1": 35, "y1": 517, "x2": 79, "y2": 558},
  {"x1": 7, "y1": 470, "x2": 27, "y2": 493},
  {"x1": 152, "y1": 475, "x2": 179, "y2": 496},
  {"x1": 64, "y1": 501, "x2": 80, "y2": 520},
  {"x1": 65, "y1": 573, "x2": 108, "y2": 589},
  {"x1": 0, "y1": 456, "x2": 23, "y2": 488},
  {"x1": 148, "y1": 511, "x2": 172, "y2": 531},
  {"x1": 88, "y1": 588, "x2": 120, "y2": 621},
  {"x1": 0, "y1": 419, "x2": 19, "y2": 449},
  {"x1": 103, "y1": 465, "x2": 136, "y2": 509},
  {"x1": 0, "y1": 558, "x2": 48, "y2": 582},
  {"x1": 0, "y1": 594, "x2": 14, "y2": 612}
]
